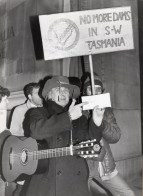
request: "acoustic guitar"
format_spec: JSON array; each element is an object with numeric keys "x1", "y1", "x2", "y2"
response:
[{"x1": 1, "y1": 135, "x2": 102, "y2": 182}]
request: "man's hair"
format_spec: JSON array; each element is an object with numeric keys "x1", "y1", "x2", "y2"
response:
[
  {"x1": 0, "y1": 85, "x2": 10, "y2": 102},
  {"x1": 23, "y1": 83, "x2": 40, "y2": 99}
]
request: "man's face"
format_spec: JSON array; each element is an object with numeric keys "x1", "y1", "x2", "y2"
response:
[
  {"x1": 86, "y1": 85, "x2": 102, "y2": 96},
  {"x1": 29, "y1": 87, "x2": 43, "y2": 107},
  {"x1": 49, "y1": 87, "x2": 70, "y2": 107},
  {"x1": 0, "y1": 96, "x2": 9, "y2": 110}
]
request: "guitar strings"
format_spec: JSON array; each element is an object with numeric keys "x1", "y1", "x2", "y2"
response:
[{"x1": 9, "y1": 146, "x2": 81, "y2": 158}]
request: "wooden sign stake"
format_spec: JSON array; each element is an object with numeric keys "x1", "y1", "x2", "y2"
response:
[{"x1": 88, "y1": 51, "x2": 95, "y2": 95}]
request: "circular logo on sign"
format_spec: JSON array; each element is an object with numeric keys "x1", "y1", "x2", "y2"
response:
[{"x1": 48, "y1": 18, "x2": 79, "y2": 51}]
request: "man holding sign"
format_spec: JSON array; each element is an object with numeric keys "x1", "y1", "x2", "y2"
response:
[{"x1": 81, "y1": 72, "x2": 135, "y2": 196}]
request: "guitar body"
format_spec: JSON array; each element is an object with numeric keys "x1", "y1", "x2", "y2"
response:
[
  {"x1": 2, "y1": 136, "x2": 38, "y2": 182},
  {"x1": 1, "y1": 135, "x2": 102, "y2": 182}
]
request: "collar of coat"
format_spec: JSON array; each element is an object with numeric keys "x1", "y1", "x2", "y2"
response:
[{"x1": 46, "y1": 100, "x2": 71, "y2": 115}]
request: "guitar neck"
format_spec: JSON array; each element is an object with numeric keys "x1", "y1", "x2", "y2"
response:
[{"x1": 33, "y1": 146, "x2": 76, "y2": 160}]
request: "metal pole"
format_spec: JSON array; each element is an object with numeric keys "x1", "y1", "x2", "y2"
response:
[{"x1": 89, "y1": 51, "x2": 95, "y2": 95}]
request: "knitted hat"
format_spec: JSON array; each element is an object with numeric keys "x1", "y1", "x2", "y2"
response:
[
  {"x1": 42, "y1": 76, "x2": 80, "y2": 99},
  {"x1": 82, "y1": 72, "x2": 104, "y2": 94}
]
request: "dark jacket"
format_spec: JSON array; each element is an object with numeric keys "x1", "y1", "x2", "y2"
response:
[
  {"x1": 22, "y1": 100, "x2": 90, "y2": 196},
  {"x1": 88, "y1": 107, "x2": 121, "y2": 174},
  {"x1": 0, "y1": 130, "x2": 11, "y2": 178}
]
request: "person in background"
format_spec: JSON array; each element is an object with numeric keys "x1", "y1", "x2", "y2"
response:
[
  {"x1": 10, "y1": 82, "x2": 43, "y2": 136},
  {"x1": 9, "y1": 82, "x2": 43, "y2": 196},
  {"x1": 0, "y1": 85, "x2": 10, "y2": 132},
  {"x1": 81, "y1": 72, "x2": 135, "y2": 196},
  {"x1": 0, "y1": 85, "x2": 10, "y2": 196},
  {"x1": 22, "y1": 75, "x2": 91, "y2": 196}
]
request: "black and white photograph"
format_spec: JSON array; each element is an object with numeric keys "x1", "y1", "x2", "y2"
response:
[{"x1": 0, "y1": 0, "x2": 142, "y2": 196}]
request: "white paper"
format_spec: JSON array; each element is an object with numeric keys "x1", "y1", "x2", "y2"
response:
[{"x1": 82, "y1": 93, "x2": 111, "y2": 110}]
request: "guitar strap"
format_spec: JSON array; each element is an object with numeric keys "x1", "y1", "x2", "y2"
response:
[
  {"x1": 70, "y1": 129, "x2": 73, "y2": 155},
  {"x1": 70, "y1": 129, "x2": 73, "y2": 144}
]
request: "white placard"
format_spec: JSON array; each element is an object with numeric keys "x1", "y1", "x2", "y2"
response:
[
  {"x1": 82, "y1": 93, "x2": 111, "y2": 110},
  {"x1": 39, "y1": 6, "x2": 134, "y2": 60}
]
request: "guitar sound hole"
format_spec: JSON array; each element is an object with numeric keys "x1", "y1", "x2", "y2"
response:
[{"x1": 20, "y1": 149, "x2": 28, "y2": 165}]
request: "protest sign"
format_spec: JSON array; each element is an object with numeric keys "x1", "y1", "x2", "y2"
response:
[{"x1": 39, "y1": 6, "x2": 134, "y2": 60}]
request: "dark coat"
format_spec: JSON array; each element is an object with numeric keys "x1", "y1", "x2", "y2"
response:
[
  {"x1": 0, "y1": 130, "x2": 11, "y2": 178},
  {"x1": 22, "y1": 100, "x2": 90, "y2": 196},
  {"x1": 87, "y1": 108, "x2": 121, "y2": 174}
]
